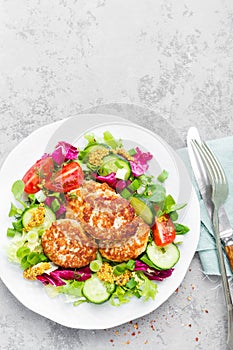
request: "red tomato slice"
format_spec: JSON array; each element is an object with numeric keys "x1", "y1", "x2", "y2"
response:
[
  {"x1": 45, "y1": 161, "x2": 84, "y2": 193},
  {"x1": 22, "y1": 157, "x2": 54, "y2": 194},
  {"x1": 152, "y1": 214, "x2": 176, "y2": 246}
]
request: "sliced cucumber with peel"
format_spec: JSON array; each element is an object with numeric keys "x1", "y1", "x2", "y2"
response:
[
  {"x1": 83, "y1": 275, "x2": 115, "y2": 304},
  {"x1": 22, "y1": 205, "x2": 56, "y2": 231},
  {"x1": 129, "y1": 196, "x2": 155, "y2": 226},
  {"x1": 98, "y1": 154, "x2": 131, "y2": 180},
  {"x1": 85, "y1": 144, "x2": 109, "y2": 156},
  {"x1": 147, "y1": 241, "x2": 180, "y2": 269},
  {"x1": 80, "y1": 144, "x2": 109, "y2": 163}
]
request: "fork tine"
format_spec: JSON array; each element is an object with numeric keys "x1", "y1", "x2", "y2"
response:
[
  {"x1": 200, "y1": 143, "x2": 221, "y2": 183},
  {"x1": 191, "y1": 139, "x2": 229, "y2": 204},
  {"x1": 192, "y1": 140, "x2": 216, "y2": 184},
  {"x1": 202, "y1": 142, "x2": 228, "y2": 184},
  {"x1": 192, "y1": 140, "x2": 227, "y2": 188}
]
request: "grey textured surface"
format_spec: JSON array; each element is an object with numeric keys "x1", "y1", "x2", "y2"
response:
[{"x1": 0, "y1": 1, "x2": 233, "y2": 349}]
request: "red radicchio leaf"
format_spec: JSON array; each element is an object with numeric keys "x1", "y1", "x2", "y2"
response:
[
  {"x1": 36, "y1": 267, "x2": 92, "y2": 287},
  {"x1": 51, "y1": 141, "x2": 78, "y2": 165},
  {"x1": 44, "y1": 196, "x2": 66, "y2": 218},
  {"x1": 91, "y1": 172, "x2": 118, "y2": 188},
  {"x1": 129, "y1": 147, "x2": 153, "y2": 177},
  {"x1": 92, "y1": 173, "x2": 131, "y2": 192},
  {"x1": 55, "y1": 204, "x2": 66, "y2": 218},
  {"x1": 134, "y1": 260, "x2": 173, "y2": 281},
  {"x1": 133, "y1": 147, "x2": 153, "y2": 165},
  {"x1": 129, "y1": 161, "x2": 148, "y2": 177},
  {"x1": 37, "y1": 273, "x2": 66, "y2": 286},
  {"x1": 115, "y1": 179, "x2": 130, "y2": 192},
  {"x1": 44, "y1": 196, "x2": 54, "y2": 207},
  {"x1": 50, "y1": 268, "x2": 91, "y2": 281}
]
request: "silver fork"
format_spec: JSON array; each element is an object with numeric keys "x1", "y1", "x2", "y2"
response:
[{"x1": 193, "y1": 139, "x2": 233, "y2": 350}]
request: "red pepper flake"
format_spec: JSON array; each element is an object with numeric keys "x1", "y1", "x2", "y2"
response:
[
  {"x1": 129, "y1": 320, "x2": 133, "y2": 324},
  {"x1": 188, "y1": 324, "x2": 192, "y2": 327},
  {"x1": 131, "y1": 332, "x2": 136, "y2": 336},
  {"x1": 150, "y1": 324, "x2": 155, "y2": 331},
  {"x1": 110, "y1": 339, "x2": 114, "y2": 343},
  {"x1": 195, "y1": 337, "x2": 199, "y2": 342},
  {"x1": 175, "y1": 287, "x2": 179, "y2": 293}
]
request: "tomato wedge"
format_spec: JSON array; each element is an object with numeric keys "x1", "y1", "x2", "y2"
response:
[
  {"x1": 45, "y1": 161, "x2": 84, "y2": 193},
  {"x1": 152, "y1": 214, "x2": 176, "y2": 246},
  {"x1": 22, "y1": 156, "x2": 54, "y2": 194}
]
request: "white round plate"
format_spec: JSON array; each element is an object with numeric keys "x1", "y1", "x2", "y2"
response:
[{"x1": 0, "y1": 114, "x2": 200, "y2": 329}]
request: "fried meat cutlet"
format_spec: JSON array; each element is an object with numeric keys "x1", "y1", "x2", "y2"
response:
[
  {"x1": 66, "y1": 180, "x2": 136, "y2": 241},
  {"x1": 98, "y1": 216, "x2": 150, "y2": 262},
  {"x1": 41, "y1": 218, "x2": 97, "y2": 268}
]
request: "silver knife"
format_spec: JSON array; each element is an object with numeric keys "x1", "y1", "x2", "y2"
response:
[{"x1": 187, "y1": 127, "x2": 233, "y2": 271}]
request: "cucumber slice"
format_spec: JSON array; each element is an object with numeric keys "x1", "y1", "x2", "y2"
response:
[
  {"x1": 86, "y1": 144, "x2": 109, "y2": 161},
  {"x1": 83, "y1": 275, "x2": 115, "y2": 304},
  {"x1": 85, "y1": 144, "x2": 109, "y2": 155},
  {"x1": 147, "y1": 241, "x2": 180, "y2": 269},
  {"x1": 90, "y1": 260, "x2": 102, "y2": 272},
  {"x1": 129, "y1": 196, "x2": 155, "y2": 226},
  {"x1": 22, "y1": 205, "x2": 56, "y2": 231},
  {"x1": 98, "y1": 154, "x2": 131, "y2": 180},
  {"x1": 79, "y1": 144, "x2": 109, "y2": 163}
]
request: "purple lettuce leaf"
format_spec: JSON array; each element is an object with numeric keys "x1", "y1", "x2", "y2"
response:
[
  {"x1": 91, "y1": 172, "x2": 118, "y2": 188},
  {"x1": 36, "y1": 267, "x2": 92, "y2": 287},
  {"x1": 44, "y1": 196, "x2": 66, "y2": 218},
  {"x1": 37, "y1": 273, "x2": 66, "y2": 286},
  {"x1": 44, "y1": 196, "x2": 54, "y2": 207},
  {"x1": 129, "y1": 161, "x2": 148, "y2": 177},
  {"x1": 51, "y1": 141, "x2": 78, "y2": 165},
  {"x1": 134, "y1": 260, "x2": 173, "y2": 281},
  {"x1": 55, "y1": 203, "x2": 66, "y2": 218},
  {"x1": 129, "y1": 147, "x2": 153, "y2": 177},
  {"x1": 115, "y1": 179, "x2": 130, "y2": 192},
  {"x1": 92, "y1": 173, "x2": 131, "y2": 193},
  {"x1": 50, "y1": 267, "x2": 92, "y2": 282},
  {"x1": 133, "y1": 147, "x2": 153, "y2": 164}
]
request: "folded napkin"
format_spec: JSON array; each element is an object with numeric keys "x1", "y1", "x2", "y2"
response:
[{"x1": 177, "y1": 136, "x2": 233, "y2": 277}]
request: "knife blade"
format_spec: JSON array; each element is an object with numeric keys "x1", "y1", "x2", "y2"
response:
[{"x1": 187, "y1": 127, "x2": 233, "y2": 271}]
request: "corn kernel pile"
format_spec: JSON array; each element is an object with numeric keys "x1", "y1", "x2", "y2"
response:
[{"x1": 97, "y1": 262, "x2": 132, "y2": 286}]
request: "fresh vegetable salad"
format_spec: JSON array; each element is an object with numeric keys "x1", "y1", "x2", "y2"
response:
[{"x1": 7, "y1": 131, "x2": 189, "y2": 306}]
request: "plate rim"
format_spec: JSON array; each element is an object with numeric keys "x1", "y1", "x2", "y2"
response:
[{"x1": 0, "y1": 114, "x2": 200, "y2": 329}]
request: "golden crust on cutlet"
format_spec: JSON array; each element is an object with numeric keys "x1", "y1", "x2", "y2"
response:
[
  {"x1": 41, "y1": 219, "x2": 97, "y2": 268},
  {"x1": 66, "y1": 180, "x2": 136, "y2": 241},
  {"x1": 99, "y1": 216, "x2": 150, "y2": 262}
]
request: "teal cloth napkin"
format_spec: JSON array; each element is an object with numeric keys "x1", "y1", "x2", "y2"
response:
[{"x1": 177, "y1": 136, "x2": 233, "y2": 276}]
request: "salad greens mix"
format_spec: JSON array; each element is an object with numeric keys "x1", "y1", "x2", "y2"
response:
[{"x1": 6, "y1": 131, "x2": 189, "y2": 306}]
